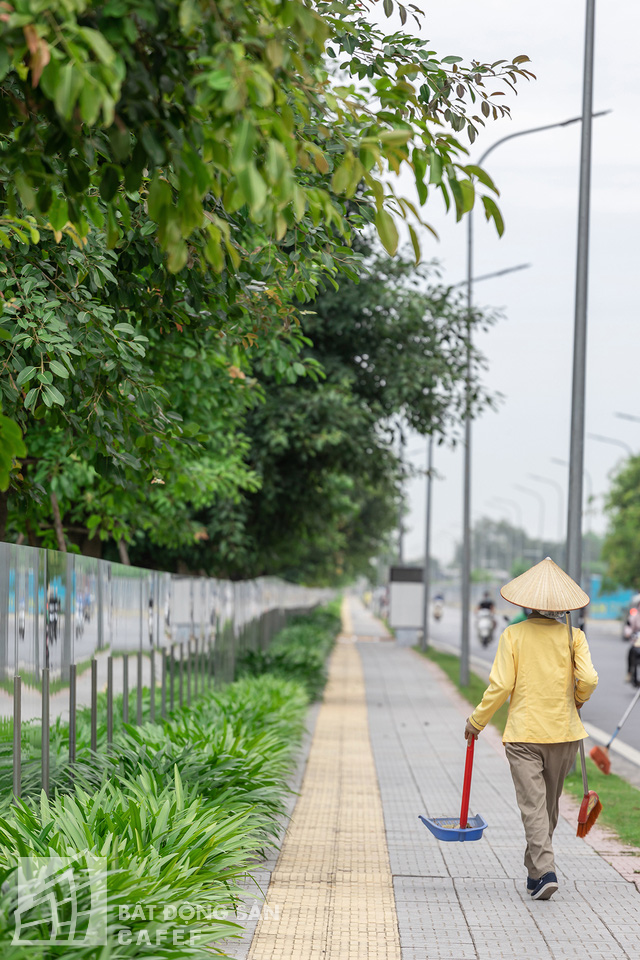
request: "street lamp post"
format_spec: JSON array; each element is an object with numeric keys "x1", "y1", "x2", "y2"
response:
[
  {"x1": 488, "y1": 497, "x2": 525, "y2": 567},
  {"x1": 420, "y1": 435, "x2": 434, "y2": 652},
  {"x1": 514, "y1": 484, "x2": 546, "y2": 560},
  {"x1": 551, "y1": 456, "x2": 594, "y2": 577},
  {"x1": 528, "y1": 474, "x2": 565, "y2": 546},
  {"x1": 459, "y1": 106, "x2": 609, "y2": 686},
  {"x1": 485, "y1": 503, "x2": 515, "y2": 573},
  {"x1": 566, "y1": 0, "x2": 597, "y2": 589}
]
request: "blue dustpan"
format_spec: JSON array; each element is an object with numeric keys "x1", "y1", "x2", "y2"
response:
[
  {"x1": 419, "y1": 813, "x2": 488, "y2": 842},
  {"x1": 419, "y1": 738, "x2": 487, "y2": 842}
]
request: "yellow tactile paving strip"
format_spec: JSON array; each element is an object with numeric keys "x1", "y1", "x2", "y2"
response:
[{"x1": 246, "y1": 603, "x2": 401, "y2": 960}]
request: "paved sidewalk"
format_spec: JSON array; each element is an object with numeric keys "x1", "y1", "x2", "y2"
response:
[{"x1": 237, "y1": 599, "x2": 640, "y2": 960}]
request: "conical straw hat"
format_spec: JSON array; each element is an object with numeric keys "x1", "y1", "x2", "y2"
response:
[{"x1": 500, "y1": 557, "x2": 589, "y2": 611}]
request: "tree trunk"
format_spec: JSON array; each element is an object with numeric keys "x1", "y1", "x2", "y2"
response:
[
  {"x1": 25, "y1": 518, "x2": 38, "y2": 547},
  {"x1": 118, "y1": 538, "x2": 131, "y2": 565},
  {"x1": 50, "y1": 491, "x2": 67, "y2": 552}
]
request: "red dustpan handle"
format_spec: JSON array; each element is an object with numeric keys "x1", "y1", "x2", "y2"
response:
[{"x1": 459, "y1": 738, "x2": 475, "y2": 829}]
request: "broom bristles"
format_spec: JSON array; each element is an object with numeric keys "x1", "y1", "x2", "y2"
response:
[
  {"x1": 589, "y1": 744, "x2": 611, "y2": 775},
  {"x1": 576, "y1": 795, "x2": 603, "y2": 838}
]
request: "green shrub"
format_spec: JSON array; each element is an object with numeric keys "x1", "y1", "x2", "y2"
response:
[
  {"x1": 236, "y1": 603, "x2": 340, "y2": 700},
  {"x1": 0, "y1": 674, "x2": 311, "y2": 957},
  {"x1": 0, "y1": 768, "x2": 254, "y2": 957}
]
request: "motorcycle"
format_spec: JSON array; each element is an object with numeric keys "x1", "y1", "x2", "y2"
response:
[
  {"x1": 476, "y1": 609, "x2": 495, "y2": 647},
  {"x1": 628, "y1": 632, "x2": 640, "y2": 687}
]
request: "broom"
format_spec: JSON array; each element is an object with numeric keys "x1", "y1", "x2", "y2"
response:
[
  {"x1": 566, "y1": 613, "x2": 602, "y2": 837},
  {"x1": 590, "y1": 686, "x2": 640, "y2": 775}
]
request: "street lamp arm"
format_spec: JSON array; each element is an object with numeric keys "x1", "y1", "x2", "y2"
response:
[
  {"x1": 587, "y1": 433, "x2": 633, "y2": 456},
  {"x1": 476, "y1": 111, "x2": 611, "y2": 166}
]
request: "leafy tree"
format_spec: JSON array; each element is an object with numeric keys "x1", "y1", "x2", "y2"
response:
[
  {"x1": 127, "y1": 244, "x2": 499, "y2": 582},
  {"x1": 0, "y1": 0, "x2": 532, "y2": 559},
  {"x1": 602, "y1": 457, "x2": 640, "y2": 589}
]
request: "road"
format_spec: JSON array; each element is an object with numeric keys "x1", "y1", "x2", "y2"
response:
[{"x1": 427, "y1": 606, "x2": 640, "y2": 784}]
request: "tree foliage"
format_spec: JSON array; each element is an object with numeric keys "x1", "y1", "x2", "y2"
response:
[
  {"x1": 602, "y1": 457, "x2": 640, "y2": 589},
  {"x1": 127, "y1": 244, "x2": 499, "y2": 583},
  {"x1": 0, "y1": 0, "x2": 533, "y2": 567}
]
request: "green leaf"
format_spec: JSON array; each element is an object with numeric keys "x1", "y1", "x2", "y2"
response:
[
  {"x1": 0, "y1": 328, "x2": 12, "y2": 342},
  {"x1": 99, "y1": 165, "x2": 121, "y2": 203},
  {"x1": 179, "y1": 0, "x2": 201, "y2": 36},
  {"x1": 383, "y1": 0, "x2": 393, "y2": 15},
  {"x1": 113, "y1": 323, "x2": 135, "y2": 335},
  {"x1": 16, "y1": 366, "x2": 36, "y2": 386},
  {"x1": 236, "y1": 163, "x2": 267, "y2": 215},
  {"x1": 15, "y1": 173, "x2": 36, "y2": 211},
  {"x1": 49, "y1": 196, "x2": 69, "y2": 231},
  {"x1": 147, "y1": 175, "x2": 172, "y2": 222},
  {"x1": 462, "y1": 164, "x2": 499, "y2": 195},
  {"x1": 106, "y1": 205, "x2": 120, "y2": 248},
  {"x1": 0, "y1": 46, "x2": 10, "y2": 83},
  {"x1": 408, "y1": 224, "x2": 420, "y2": 265},
  {"x1": 49, "y1": 360, "x2": 69, "y2": 379},
  {"x1": 140, "y1": 127, "x2": 166, "y2": 166},
  {"x1": 79, "y1": 27, "x2": 117, "y2": 66},
  {"x1": 482, "y1": 195, "x2": 505, "y2": 236},
  {"x1": 23, "y1": 388, "x2": 38, "y2": 410},
  {"x1": 43, "y1": 384, "x2": 65, "y2": 406},
  {"x1": 80, "y1": 82, "x2": 103, "y2": 126},
  {"x1": 374, "y1": 209, "x2": 398, "y2": 256},
  {"x1": 54, "y1": 62, "x2": 82, "y2": 121}
]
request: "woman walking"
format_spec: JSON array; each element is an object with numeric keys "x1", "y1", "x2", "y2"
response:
[{"x1": 465, "y1": 557, "x2": 598, "y2": 901}]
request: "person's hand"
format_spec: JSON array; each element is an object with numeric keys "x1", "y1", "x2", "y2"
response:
[
  {"x1": 465, "y1": 718, "x2": 479, "y2": 741},
  {"x1": 575, "y1": 698, "x2": 583, "y2": 711}
]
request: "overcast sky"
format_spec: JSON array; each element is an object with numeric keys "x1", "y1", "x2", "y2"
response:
[{"x1": 379, "y1": 1, "x2": 640, "y2": 564}]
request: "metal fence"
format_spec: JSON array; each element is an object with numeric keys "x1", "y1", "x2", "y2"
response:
[{"x1": 0, "y1": 541, "x2": 330, "y2": 799}]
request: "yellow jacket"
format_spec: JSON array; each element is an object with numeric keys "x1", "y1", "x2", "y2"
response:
[{"x1": 469, "y1": 616, "x2": 598, "y2": 743}]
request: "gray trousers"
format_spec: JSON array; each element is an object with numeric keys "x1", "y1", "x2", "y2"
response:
[{"x1": 505, "y1": 741, "x2": 580, "y2": 879}]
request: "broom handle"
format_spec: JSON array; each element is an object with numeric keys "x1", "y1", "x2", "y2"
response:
[
  {"x1": 608, "y1": 686, "x2": 640, "y2": 746},
  {"x1": 566, "y1": 612, "x2": 590, "y2": 796},
  {"x1": 579, "y1": 738, "x2": 589, "y2": 795},
  {"x1": 459, "y1": 737, "x2": 474, "y2": 829}
]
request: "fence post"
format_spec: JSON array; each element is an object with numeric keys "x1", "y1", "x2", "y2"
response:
[
  {"x1": 42, "y1": 667, "x2": 50, "y2": 796},
  {"x1": 13, "y1": 676, "x2": 21, "y2": 800},
  {"x1": 69, "y1": 663, "x2": 76, "y2": 764},
  {"x1": 137, "y1": 650, "x2": 143, "y2": 725},
  {"x1": 186, "y1": 639, "x2": 192, "y2": 706},
  {"x1": 90, "y1": 659, "x2": 97, "y2": 753},
  {"x1": 170, "y1": 643, "x2": 175, "y2": 712},
  {"x1": 150, "y1": 648, "x2": 156, "y2": 723},
  {"x1": 107, "y1": 656, "x2": 113, "y2": 746},
  {"x1": 161, "y1": 650, "x2": 167, "y2": 719},
  {"x1": 123, "y1": 654, "x2": 129, "y2": 724}
]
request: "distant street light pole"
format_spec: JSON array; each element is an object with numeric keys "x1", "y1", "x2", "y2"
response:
[
  {"x1": 514, "y1": 485, "x2": 546, "y2": 560},
  {"x1": 459, "y1": 104, "x2": 609, "y2": 686},
  {"x1": 587, "y1": 433, "x2": 633, "y2": 457},
  {"x1": 488, "y1": 497, "x2": 525, "y2": 565},
  {"x1": 528, "y1": 474, "x2": 565, "y2": 545},
  {"x1": 420, "y1": 435, "x2": 434, "y2": 652},
  {"x1": 485, "y1": 503, "x2": 515, "y2": 573}
]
